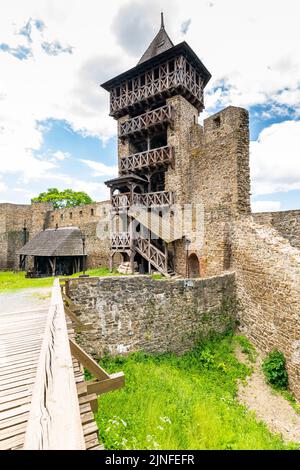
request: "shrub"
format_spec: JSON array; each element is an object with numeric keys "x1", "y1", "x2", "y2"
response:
[{"x1": 262, "y1": 350, "x2": 288, "y2": 390}]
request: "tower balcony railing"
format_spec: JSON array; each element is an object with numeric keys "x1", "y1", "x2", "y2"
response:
[
  {"x1": 133, "y1": 191, "x2": 175, "y2": 207},
  {"x1": 119, "y1": 145, "x2": 174, "y2": 174},
  {"x1": 119, "y1": 104, "x2": 174, "y2": 138},
  {"x1": 112, "y1": 191, "x2": 175, "y2": 211},
  {"x1": 110, "y1": 56, "x2": 204, "y2": 117},
  {"x1": 110, "y1": 232, "x2": 131, "y2": 250}
]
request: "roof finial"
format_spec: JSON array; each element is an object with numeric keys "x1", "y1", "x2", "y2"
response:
[{"x1": 161, "y1": 11, "x2": 165, "y2": 29}]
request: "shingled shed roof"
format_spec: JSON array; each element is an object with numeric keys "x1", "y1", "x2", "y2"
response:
[
  {"x1": 18, "y1": 227, "x2": 84, "y2": 257},
  {"x1": 138, "y1": 13, "x2": 174, "y2": 65}
]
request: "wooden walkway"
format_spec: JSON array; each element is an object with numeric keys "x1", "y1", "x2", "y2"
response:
[
  {"x1": 0, "y1": 279, "x2": 124, "y2": 450},
  {"x1": 0, "y1": 306, "x2": 48, "y2": 450}
]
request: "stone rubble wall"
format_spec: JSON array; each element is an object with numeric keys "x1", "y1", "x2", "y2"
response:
[
  {"x1": 232, "y1": 216, "x2": 300, "y2": 400},
  {"x1": 0, "y1": 203, "x2": 34, "y2": 269},
  {"x1": 253, "y1": 210, "x2": 300, "y2": 251},
  {"x1": 67, "y1": 272, "x2": 237, "y2": 357}
]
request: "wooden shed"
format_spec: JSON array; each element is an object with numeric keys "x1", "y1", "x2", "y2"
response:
[{"x1": 17, "y1": 227, "x2": 86, "y2": 277}]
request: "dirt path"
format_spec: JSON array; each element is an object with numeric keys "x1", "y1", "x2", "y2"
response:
[{"x1": 237, "y1": 348, "x2": 300, "y2": 443}]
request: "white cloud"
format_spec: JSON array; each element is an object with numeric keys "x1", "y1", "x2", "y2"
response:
[
  {"x1": 80, "y1": 159, "x2": 118, "y2": 177},
  {"x1": 0, "y1": 0, "x2": 300, "y2": 205},
  {"x1": 251, "y1": 200, "x2": 281, "y2": 213},
  {"x1": 72, "y1": 180, "x2": 110, "y2": 201},
  {"x1": 250, "y1": 120, "x2": 300, "y2": 195},
  {"x1": 0, "y1": 178, "x2": 7, "y2": 192},
  {"x1": 52, "y1": 150, "x2": 70, "y2": 161}
]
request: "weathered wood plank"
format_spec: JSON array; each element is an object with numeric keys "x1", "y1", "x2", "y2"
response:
[{"x1": 24, "y1": 279, "x2": 85, "y2": 450}]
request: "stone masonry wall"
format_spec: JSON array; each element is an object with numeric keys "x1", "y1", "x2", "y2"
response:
[
  {"x1": 253, "y1": 210, "x2": 300, "y2": 251},
  {"x1": 194, "y1": 107, "x2": 250, "y2": 279},
  {"x1": 232, "y1": 216, "x2": 300, "y2": 400},
  {"x1": 67, "y1": 272, "x2": 236, "y2": 357},
  {"x1": 0, "y1": 203, "x2": 33, "y2": 269}
]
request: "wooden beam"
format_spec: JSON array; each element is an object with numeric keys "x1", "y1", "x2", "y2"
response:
[
  {"x1": 69, "y1": 339, "x2": 110, "y2": 381},
  {"x1": 86, "y1": 372, "x2": 125, "y2": 396},
  {"x1": 64, "y1": 305, "x2": 92, "y2": 331}
]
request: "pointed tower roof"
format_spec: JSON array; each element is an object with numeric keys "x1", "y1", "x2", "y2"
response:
[{"x1": 138, "y1": 12, "x2": 174, "y2": 65}]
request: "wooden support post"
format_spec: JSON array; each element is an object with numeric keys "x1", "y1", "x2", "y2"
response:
[
  {"x1": 64, "y1": 304, "x2": 92, "y2": 331},
  {"x1": 109, "y1": 253, "x2": 113, "y2": 272}
]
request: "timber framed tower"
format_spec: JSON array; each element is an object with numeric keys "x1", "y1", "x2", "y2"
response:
[{"x1": 102, "y1": 13, "x2": 211, "y2": 276}]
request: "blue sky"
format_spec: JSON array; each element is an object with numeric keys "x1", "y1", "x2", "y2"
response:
[{"x1": 0, "y1": 0, "x2": 299, "y2": 212}]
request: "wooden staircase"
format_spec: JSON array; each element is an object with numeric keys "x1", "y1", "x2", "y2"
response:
[{"x1": 135, "y1": 237, "x2": 176, "y2": 277}]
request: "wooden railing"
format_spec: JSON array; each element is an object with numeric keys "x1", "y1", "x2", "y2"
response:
[
  {"x1": 112, "y1": 191, "x2": 175, "y2": 211},
  {"x1": 133, "y1": 191, "x2": 175, "y2": 207},
  {"x1": 119, "y1": 104, "x2": 174, "y2": 138},
  {"x1": 112, "y1": 192, "x2": 131, "y2": 210},
  {"x1": 111, "y1": 232, "x2": 131, "y2": 249},
  {"x1": 110, "y1": 56, "x2": 204, "y2": 117},
  {"x1": 120, "y1": 146, "x2": 174, "y2": 174},
  {"x1": 24, "y1": 279, "x2": 85, "y2": 450}
]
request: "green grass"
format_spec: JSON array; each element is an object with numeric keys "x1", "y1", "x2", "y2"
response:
[
  {"x1": 93, "y1": 334, "x2": 299, "y2": 450},
  {"x1": 0, "y1": 267, "x2": 116, "y2": 292},
  {"x1": 234, "y1": 335, "x2": 258, "y2": 363}
]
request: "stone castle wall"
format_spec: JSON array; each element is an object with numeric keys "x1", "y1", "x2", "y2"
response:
[
  {"x1": 165, "y1": 102, "x2": 250, "y2": 278},
  {"x1": 232, "y1": 216, "x2": 300, "y2": 400},
  {"x1": 253, "y1": 210, "x2": 300, "y2": 251},
  {"x1": 67, "y1": 272, "x2": 236, "y2": 357},
  {"x1": 0, "y1": 200, "x2": 111, "y2": 270},
  {"x1": 0, "y1": 203, "x2": 34, "y2": 269}
]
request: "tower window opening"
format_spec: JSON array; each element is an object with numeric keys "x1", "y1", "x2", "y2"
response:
[
  {"x1": 70, "y1": 212, "x2": 73, "y2": 219},
  {"x1": 79, "y1": 210, "x2": 83, "y2": 217},
  {"x1": 150, "y1": 170, "x2": 166, "y2": 192},
  {"x1": 214, "y1": 116, "x2": 221, "y2": 128},
  {"x1": 169, "y1": 60, "x2": 174, "y2": 72},
  {"x1": 91, "y1": 208, "x2": 94, "y2": 216},
  {"x1": 130, "y1": 137, "x2": 148, "y2": 154},
  {"x1": 150, "y1": 129, "x2": 167, "y2": 149}
]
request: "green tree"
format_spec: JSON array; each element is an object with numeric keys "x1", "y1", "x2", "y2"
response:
[{"x1": 32, "y1": 188, "x2": 93, "y2": 210}]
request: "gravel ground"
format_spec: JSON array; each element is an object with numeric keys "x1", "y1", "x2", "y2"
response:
[{"x1": 0, "y1": 287, "x2": 51, "y2": 314}]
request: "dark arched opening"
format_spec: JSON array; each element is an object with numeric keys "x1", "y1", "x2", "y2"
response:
[{"x1": 188, "y1": 253, "x2": 200, "y2": 278}]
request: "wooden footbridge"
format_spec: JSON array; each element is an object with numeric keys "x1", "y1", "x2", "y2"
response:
[{"x1": 0, "y1": 279, "x2": 124, "y2": 450}]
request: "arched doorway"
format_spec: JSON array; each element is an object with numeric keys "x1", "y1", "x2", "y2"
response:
[{"x1": 188, "y1": 253, "x2": 200, "y2": 278}]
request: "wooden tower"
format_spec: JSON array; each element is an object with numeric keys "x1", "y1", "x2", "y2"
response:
[{"x1": 102, "y1": 13, "x2": 211, "y2": 276}]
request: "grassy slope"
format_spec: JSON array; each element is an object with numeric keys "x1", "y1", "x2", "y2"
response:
[
  {"x1": 94, "y1": 334, "x2": 299, "y2": 450},
  {"x1": 0, "y1": 268, "x2": 113, "y2": 291}
]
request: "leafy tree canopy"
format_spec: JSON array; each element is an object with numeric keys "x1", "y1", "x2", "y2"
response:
[{"x1": 32, "y1": 188, "x2": 93, "y2": 210}]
